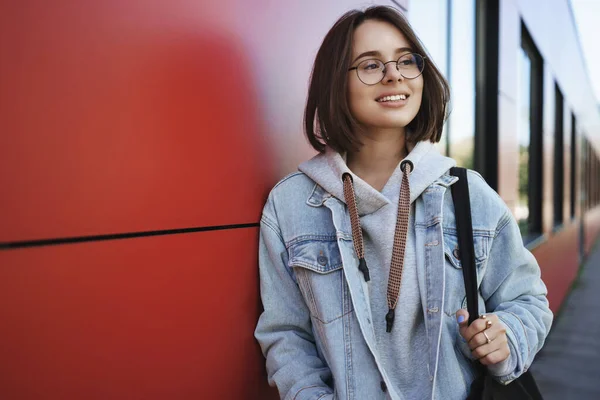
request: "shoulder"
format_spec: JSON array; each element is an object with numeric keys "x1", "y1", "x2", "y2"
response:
[
  {"x1": 465, "y1": 170, "x2": 508, "y2": 208},
  {"x1": 272, "y1": 171, "x2": 314, "y2": 192},
  {"x1": 449, "y1": 169, "x2": 512, "y2": 233},
  {"x1": 262, "y1": 170, "x2": 338, "y2": 244},
  {"x1": 262, "y1": 171, "x2": 317, "y2": 220},
  {"x1": 269, "y1": 171, "x2": 316, "y2": 202}
]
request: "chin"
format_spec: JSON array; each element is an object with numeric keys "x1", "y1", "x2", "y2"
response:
[
  {"x1": 372, "y1": 116, "x2": 416, "y2": 129},
  {"x1": 353, "y1": 108, "x2": 418, "y2": 131}
]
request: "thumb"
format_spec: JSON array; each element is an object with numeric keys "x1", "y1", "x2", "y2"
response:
[{"x1": 456, "y1": 309, "x2": 470, "y2": 337}]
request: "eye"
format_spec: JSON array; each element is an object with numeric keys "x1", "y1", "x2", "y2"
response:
[
  {"x1": 359, "y1": 60, "x2": 382, "y2": 72},
  {"x1": 399, "y1": 56, "x2": 416, "y2": 66}
]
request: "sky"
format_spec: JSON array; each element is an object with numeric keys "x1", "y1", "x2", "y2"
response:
[{"x1": 570, "y1": 0, "x2": 600, "y2": 105}]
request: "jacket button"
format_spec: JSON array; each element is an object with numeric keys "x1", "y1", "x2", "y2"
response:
[
  {"x1": 317, "y1": 255, "x2": 328, "y2": 265},
  {"x1": 453, "y1": 248, "x2": 460, "y2": 259},
  {"x1": 380, "y1": 380, "x2": 387, "y2": 392}
]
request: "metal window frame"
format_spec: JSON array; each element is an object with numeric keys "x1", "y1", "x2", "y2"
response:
[
  {"x1": 474, "y1": 0, "x2": 499, "y2": 189},
  {"x1": 521, "y1": 22, "x2": 544, "y2": 238},
  {"x1": 571, "y1": 113, "x2": 577, "y2": 219},
  {"x1": 554, "y1": 84, "x2": 564, "y2": 227}
]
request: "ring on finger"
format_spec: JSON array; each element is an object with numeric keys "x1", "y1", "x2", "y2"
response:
[
  {"x1": 483, "y1": 331, "x2": 492, "y2": 344},
  {"x1": 485, "y1": 320, "x2": 493, "y2": 329}
]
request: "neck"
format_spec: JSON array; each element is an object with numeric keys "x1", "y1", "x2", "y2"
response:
[{"x1": 346, "y1": 127, "x2": 409, "y2": 190}]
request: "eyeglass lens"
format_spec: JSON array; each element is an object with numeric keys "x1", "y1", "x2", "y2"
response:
[{"x1": 356, "y1": 53, "x2": 424, "y2": 85}]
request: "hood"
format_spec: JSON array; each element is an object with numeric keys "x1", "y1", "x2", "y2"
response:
[{"x1": 298, "y1": 141, "x2": 456, "y2": 216}]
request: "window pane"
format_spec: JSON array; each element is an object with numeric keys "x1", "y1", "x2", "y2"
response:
[
  {"x1": 408, "y1": 0, "x2": 448, "y2": 74},
  {"x1": 448, "y1": 0, "x2": 475, "y2": 169},
  {"x1": 517, "y1": 48, "x2": 531, "y2": 237},
  {"x1": 408, "y1": 0, "x2": 448, "y2": 155}
]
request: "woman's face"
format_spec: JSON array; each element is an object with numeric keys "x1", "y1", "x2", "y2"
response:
[{"x1": 347, "y1": 19, "x2": 424, "y2": 134}]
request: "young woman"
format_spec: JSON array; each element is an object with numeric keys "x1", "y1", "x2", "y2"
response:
[{"x1": 255, "y1": 6, "x2": 552, "y2": 400}]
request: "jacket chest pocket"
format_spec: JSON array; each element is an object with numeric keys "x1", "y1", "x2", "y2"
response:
[
  {"x1": 442, "y1": 230, "x2": 491, "y2": 314},
  {"x1": 288, "y1": 239, "x2": 353, "y2": 324},
  {"x1": 443, "y1": 230, "x2": 490, "y2": 270}
]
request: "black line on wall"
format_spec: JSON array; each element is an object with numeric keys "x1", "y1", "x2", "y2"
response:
[{"x1": 0, "y1": 223, "x2": 260, "y2": 250}]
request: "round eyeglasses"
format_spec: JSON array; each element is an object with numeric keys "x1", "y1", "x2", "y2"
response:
[{"x1": 348, "y1": 53, "x2": 426, "y2": 85}]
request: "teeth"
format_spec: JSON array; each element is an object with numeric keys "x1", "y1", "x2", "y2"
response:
[{"x1": 378, "y1": 94, "x2": 407, "y2": 102}]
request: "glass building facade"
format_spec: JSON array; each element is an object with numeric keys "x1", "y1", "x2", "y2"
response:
[{"x1": 409, "y1": 0, "x2": 476, "y2": 169}]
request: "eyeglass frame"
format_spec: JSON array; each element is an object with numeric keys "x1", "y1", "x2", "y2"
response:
[{"x1": 347, "y1": 52, "x2": 427, "y2": 85}]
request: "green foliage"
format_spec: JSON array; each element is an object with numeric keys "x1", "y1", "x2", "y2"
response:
[{"x1": 519, "y1": 145, "x2": 529, "y2": 199}]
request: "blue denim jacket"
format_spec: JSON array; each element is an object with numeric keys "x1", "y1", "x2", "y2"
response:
[{"x1": 255, "y1": 144, "x2": 552, "y2": 400}]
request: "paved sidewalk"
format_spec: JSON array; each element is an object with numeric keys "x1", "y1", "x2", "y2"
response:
[{"x1": 530, "y1": 240, "x2": 600, "y2": 399}]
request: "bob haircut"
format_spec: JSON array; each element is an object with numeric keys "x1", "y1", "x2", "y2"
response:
[{"x1": 304, "y1": 6, "x2": 450, "y2": 153}]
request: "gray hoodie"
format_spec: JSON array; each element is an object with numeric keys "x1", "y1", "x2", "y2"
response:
[{"x1": 299, "y1": 141, "x2": 456, "y2": 397}]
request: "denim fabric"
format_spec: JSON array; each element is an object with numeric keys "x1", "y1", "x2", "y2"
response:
[{"x1": 255, "y1": 142, "x2": 553, "y2": 400}]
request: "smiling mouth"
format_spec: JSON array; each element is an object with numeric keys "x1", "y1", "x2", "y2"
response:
[{"x1": 376, "y1": 94, "x2": 409, "y2": 102}]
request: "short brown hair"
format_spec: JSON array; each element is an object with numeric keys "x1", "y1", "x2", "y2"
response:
[{"x1": 304, "y1": 6, "x2": 450, "y2": 153}]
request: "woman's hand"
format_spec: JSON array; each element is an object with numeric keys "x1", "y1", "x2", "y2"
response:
[{"x1": 456, "y1": 310, "x2": 510, "y2": 366}]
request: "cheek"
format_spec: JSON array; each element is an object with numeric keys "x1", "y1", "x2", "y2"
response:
[
  {"x1": 348, "y1": 77, "x2": 363, "y2": 102},
  {"x1": 412, "y1": 92, "x2": 423, "y2": 112},
  {"x1": 347, "y1": 80, "x2": 371, "y2": 119},
  {"x1": 410, "y1": 80, "x2": 424, "y2": 111},
  {"x1": 413, "y1": 77, "x2": 424, "y2": 98}
]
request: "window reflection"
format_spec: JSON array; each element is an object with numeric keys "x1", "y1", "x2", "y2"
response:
[
  {"x1": 409, "y1": 0, "x2": 475, "y2": 167},
  {"x1": 408, "y1": 0, "x2": 449, "y2": 155},
  {"x1": 517, "y1": 48, "x2": 531, "y2": 236},
  {"x1": 409, "y1": 0, "x2": 448, "y2": 76},
  {"x1": 448, "y1": 0, "x2": 475, "y2": 169}
]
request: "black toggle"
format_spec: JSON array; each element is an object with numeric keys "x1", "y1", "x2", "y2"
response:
[
  {"x1": 400, "y1": 159, "x2": 414, "y2": 173},
  {"x1": 386, "y1": 308, "x2": 395, "y2": 332},
  {"x1": 358, "y1": 258, "x2": 370, "y2": 281},
  {"x1": 380, "y1": 380, "x2": 387, "y2": 392}
]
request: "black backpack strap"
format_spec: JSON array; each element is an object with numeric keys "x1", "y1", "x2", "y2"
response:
[
  {"x1": 449, "y1": 167, "x2": 479, "y2": 324},
  {"x1": 450, "y1": 168, "x2": 544, "y2": 400}
]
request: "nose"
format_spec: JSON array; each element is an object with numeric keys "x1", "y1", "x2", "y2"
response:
[{"x1": 383, "y1": 61, "x2": 404, "y2": 83}]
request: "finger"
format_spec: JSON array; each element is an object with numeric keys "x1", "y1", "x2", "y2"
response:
[
  {"x1": 471, "y1": 334, "x2": 508, "y2": 360},
  {"x1": 474, "y1": 317, "x2": 507, "y2": 347},
  {"x1": 479, "y1": 347, "x2": 510, "y2": 366},
  {"x1": 464, "y1": 314, "x2": 496, "y2": 342},
  {"x1": 468, "y1": 317, "x2": 507, "y2": 350},
  {"x1": 456, "y1": 309, "x2": 469, "y2": 326},
  {"x1": 456, "y1": 309, "x2": 470, "y2": 338},
  {"x1": 463, "y1": 318, "x2": 487, "y2": 342},
  {"x1": 468, "y1": 328, "x2": 496, "y2": 350}
]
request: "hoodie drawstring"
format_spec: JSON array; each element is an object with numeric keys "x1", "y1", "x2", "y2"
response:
[
  {"x1": 342, "y1": 172, "x2": 370, "y2": 282},
  {"x1": 342, "y1": 160, "x2": 413, "y2": 333}
]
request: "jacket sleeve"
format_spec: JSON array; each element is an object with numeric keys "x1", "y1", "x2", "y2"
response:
[
  {"x1": 254, "y1": 195, "x2": 334, "y2": 400},
  {"x1": 480, "y1": 208, "x2": 553, "y2": 384}
]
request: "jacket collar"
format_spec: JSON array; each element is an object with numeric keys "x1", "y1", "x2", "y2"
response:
[{"x1": 301, "y1": 141, "x2": 457, "y2": 211}]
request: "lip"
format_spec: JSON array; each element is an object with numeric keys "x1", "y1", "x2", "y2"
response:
[
  {"x1": 377, "y1": 98, "x2": 409, "y2": 108},
  {"x1": 375, "y1": 92, "x2": 410, "y2": 108},
  {"x1": 375, "y1": 92, "x2": 411, "y2": 102}
]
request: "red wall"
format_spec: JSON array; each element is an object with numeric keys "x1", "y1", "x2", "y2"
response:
[
  {"x1": 0, "y1": 230, "x2": 274, "y2": 399},
  {"x1": 0, "y1": 1, "x2": 280, "y2": 398},
  {"x1": 532, "y1": 223, "x2": 580, "y2": 314},
  {"x1": 0, "y1": 1, "x2": 378, "y2": 398},
  {"x1": 531, "y1": 205, "x2": 600, "y2": 314}
]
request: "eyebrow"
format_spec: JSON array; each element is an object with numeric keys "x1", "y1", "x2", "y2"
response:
[{"x1": 351, "y1": 47, "x2": 413, "y2": 64}]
